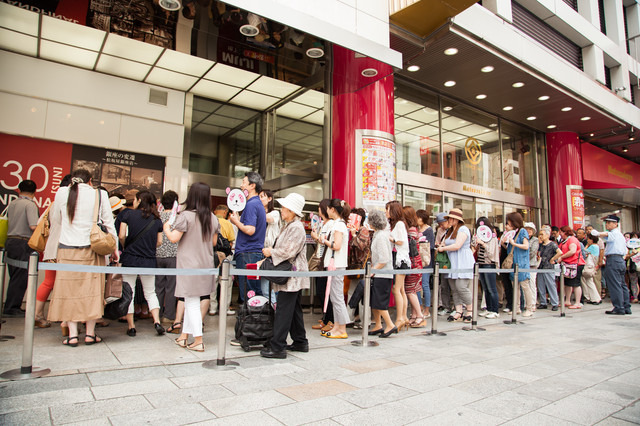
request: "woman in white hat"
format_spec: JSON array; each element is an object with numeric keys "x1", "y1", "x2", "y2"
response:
[
  {"x1": 436, "y1": 208, "x2": 475, "y2": 322},
  {"x1": 258, "y1": 193, "x2": 310, "y2": 359},
  {"x1": 524, "y1": 222, "x2": 539, "y2": 309}
]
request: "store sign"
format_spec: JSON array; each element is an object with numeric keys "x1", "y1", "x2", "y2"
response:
[
  {"x1": 566, "y1": 185, "x2": 584, "y2": 230},
  {"x1": 0, "y1": 133, "x2": 165, "y2": 213},
  {"x1": 581, "y1": 143, "x2": 640, "y2": 188},
  {"x1": 356, "y1": 132, "x2": 396, "y2": 211},
  {"x1": 464, "y1": 137, "x2": 481, "y2": 165}
]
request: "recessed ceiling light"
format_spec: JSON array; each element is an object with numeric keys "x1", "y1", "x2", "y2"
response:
[
  {"x1": 526, "y1": 116, "x2": 536, "y2": 121},
  {"x1": 444, "y1": 80, "x2": 456, "y2": 87},
  {"x1": 580, "y1": 116, "x2": 591, "y2": 121},
  {"x1": 443, "y1": 106, "x2": 453, "y2": 111},
  {"x1": 444, "y1": 48, "x2": 458, "y2": 55},
  {"x1": 407, "y1": 65, "x2": 420, "y2": 72},
  {"x1": 481, "y1": 66, "x2": 494, "y2": 73},
  {"x1": 306, "y1": 47, "x2": 324, "y2": 58},
  {"x1": 475, "y1": 94, "x2": 487, "y2": 99},
  {"x1": 561, "y1": 107, "x2": 572, "y2": 112},
  {"x1": 590, "y1": 133, "x2": 594, "y2": 137},
  {"x1": 361, "y1": 68, "x2": 378, "y2": 77},
  {"x1": 159, "y1": 0, "x2": 181, "y2": 11},
  {"x1": 502, "y1": 106, "x2": 513, "y2": 111},
  {"x1": 30, "y1": 107, "x2": 37, "y2": 113},
  {"x1": 538, "y1": 95, "x2": 550, "y2": 101},
  {"x1": 239, "y1": 24, "x2": 260, "y2": 37},
  {"x1": 547, "y1": 124, "x2": 557, "y2": 129},
  {"x1": 459, "y1": 120, "x2": 467, "y2": 124},
  {"x1": 622, "y1": 146, "x2": 629, "y2": 152},
  {"x1": 512, "y1": 82, "x2": 525, "y2": 88}
]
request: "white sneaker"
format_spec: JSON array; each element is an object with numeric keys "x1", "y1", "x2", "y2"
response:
[
  {"x1": 226, "y1": 309, "x2": 236, "y2": 315},
  {"x1": 503, "y1": 308, "x2": 511, "y2": 313},
  {"x1": 478, "y1": 310, "x2": 489, "y2": 317},
  {"x1": 522, "y1": 310, "x2": 533, "y2": 317}
]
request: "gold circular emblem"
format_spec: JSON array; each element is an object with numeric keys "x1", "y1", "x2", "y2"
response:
[{"x1": 465, "y1": 137, "x2": 482, "y2": 165}]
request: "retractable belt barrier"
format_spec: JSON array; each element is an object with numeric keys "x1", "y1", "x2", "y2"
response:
[{"x1": 0, "y1": 246, "x2": 568, "y2": 379}]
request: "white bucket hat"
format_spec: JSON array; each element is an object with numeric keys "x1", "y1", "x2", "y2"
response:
[
  {"x1": 524, "y1": 222, "x2": 536, "y2": 232},
  {"x1": 277, "y1": 193, "x2": 305, "y2": 217}
]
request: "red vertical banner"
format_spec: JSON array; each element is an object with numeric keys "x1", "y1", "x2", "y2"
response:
[
  {"x1": 566, "y1": 186, "x2": 585, "y2": 230},
  {"x1": 0, "y1": 134, "x2": 73, "y2": 213}
]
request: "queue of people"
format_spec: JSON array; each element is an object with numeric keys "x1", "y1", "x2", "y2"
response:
[{"x1": 2, "y1": 169, "x2": 637, "y2": 358}]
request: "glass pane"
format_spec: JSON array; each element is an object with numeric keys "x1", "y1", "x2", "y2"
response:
[
  {"x1": 504, "y1": 204, "x2": 535, "y2": 226},
  {"x1": 443, "y1": 194, "x2": 475, "y2": 226},
  {"x1": 584, "y1": 199, "x2": 636, "y2": 233},
  {"x1": 394, "y1": 92, "x2": 441, "y2": 177},
  {"x1": 441, "y1": 99, "x2": 501, "y2": 189},
  {"x1": 476, "y1": 199, "x2": 504, "y2": 232},
  {"x1": 273, "y1": 115, "x2": 323, "y2": 178},
  {"x1": 403, "y1": 188, "x2": 442, "y2": 222},
  {"x1": 501, "y1": 120, "x2": 537, "y2": 197}
]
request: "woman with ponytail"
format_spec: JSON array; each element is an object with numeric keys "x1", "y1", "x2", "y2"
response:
[
  {"x1": 319, "y1": 199, "x2": 351, "y2": 339},
  {"x1": 163, "y1": 182, "x2": 219, "y2": 352},
  {"x1": 47, "y1": 169, "x2": 117, "y2": 346}
]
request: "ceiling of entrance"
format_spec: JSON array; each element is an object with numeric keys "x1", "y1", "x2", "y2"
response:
[{"x1": 390, "y1": 28, "x2": 640, "y2": 164}]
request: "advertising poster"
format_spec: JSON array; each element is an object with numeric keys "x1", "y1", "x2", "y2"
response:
[
  {"x1": 361, "y1": 136, "x2": 396, "y2": 209},
  {"x1": 71, "y1": 145, "x2": 165, "y2": 199},
  {"x1": 566, "y1": 186, "x2": 585, "y2": 230},
  {"x1": 0, "y1": 134, "x2": 73, "y2": 213}
]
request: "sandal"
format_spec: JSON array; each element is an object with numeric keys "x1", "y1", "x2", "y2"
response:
[
  {"x1": 463, "y1": 315, "x2": 472, "y2": 323},
  {"x1": 85, "y1": 335, "x2": 103, "y2": 345},
  {"x1": 447, "y1": 312, "x2": 463, "y2": 322},
  {"x1": 187, "y1": 342, "x2": 205, "y2": 352},
  {"x1": 63, "y1": 336, "x2": 79, "y2": 347},
  {"x1": 410, "y1": 316, "x2": 426, "y2": 328},
  {"x1": 408, "y1": 316, "x2": 417, "y2": 326},
  {"x1": 175, "y1": 337, "x2": 188, "y2": 348},
  {"x1": 167, "y1": 322, "x2": 182, "y2": 334}
]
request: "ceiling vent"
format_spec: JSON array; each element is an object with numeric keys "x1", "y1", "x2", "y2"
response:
[{"x1": 149, "y1": 88, "x2": 168, "y2": 106}]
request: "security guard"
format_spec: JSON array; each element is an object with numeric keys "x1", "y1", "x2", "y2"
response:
[{"x1": 599, "y1": 215, "x2": 631, "y2": 315}]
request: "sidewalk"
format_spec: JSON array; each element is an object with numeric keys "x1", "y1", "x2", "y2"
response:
[{"x1": 0, "y1": 302, "x2": 639, "y2": 425}]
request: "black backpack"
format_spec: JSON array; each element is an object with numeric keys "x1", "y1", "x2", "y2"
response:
[{"x1": 215, "y1": 233, "x2": 232, "y2": 256}]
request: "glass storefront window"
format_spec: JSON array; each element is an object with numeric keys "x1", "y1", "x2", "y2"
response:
[
  {"x1": 402, "y1": 187, "x2": 442, "y2": 222},
  {"x1": 441, "y1": 99, "x2": 501, "y2": 189},
  {"x1": 272, "y1": 116, "x2": 323, "y2": 179},
  {"x1": 584, "y1": 198, "x2": 637, "y2": 233},
  {"x1": 443, "y1": 193, "x2": 475, "y2": 227},
  {"x1": 476, "y1": 199, "x2": 504, "y2": 232},
  {"x1": 501, "y1": 121, "x2": 537, "y2": 198},
  {"x1": 394, "y1": 92, "x2": 441, "y2": 177}
]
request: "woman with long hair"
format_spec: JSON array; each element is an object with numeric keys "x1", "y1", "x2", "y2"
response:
[
  {"x1": 119, "y1": 191, "x2": 164, "y2": 336},
  {"x1": 551, "y1": 226, "x2": 585, "y2": 309},
  {"x1": 436, "y1": 208, "x2": 475, "y2": 322},
  {"x1": 309, "y1": 199, "x2": 334, "y2": 332},
  {"x1": 260, "y1": 189, "x2": 280, "y2": 303},
  {"x1": 320, "y1": 198, "x2": 351, "y2": 339},
  {"x1": 504, "y1": 212, "x2": 535, "y2": 316},
  {"x1": 156, "y1": 190, "x2": 179, "y2": 326},
  {"x1": 473, "y1": 217, "x2": 500, "y2": 319},
  {"x1": 416, "y1": 209, "x2": 434, "y2": 319},
  {"x1": 403, "y1": 206, "x2": 425, "y2": 327},
  {"x1": 47, "y1": 169, "x2": 117, "y2": 346},
  {"x1": 163, "y1": 182, "x2": 219, "y2": 352},
  {"x1": 386, "y1": 201, "x2": 410, "y2": 330}
]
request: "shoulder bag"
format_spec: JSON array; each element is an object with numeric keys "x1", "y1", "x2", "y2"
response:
[
  {"x1": 0, "y1": 206, "x2": 8, "y2": 248},
  {"x1": 90, "y1": 190, "x2": 117, "y2": 256},
  {"x1": 435, "y1": 232, "x2": 450, "y2": 269},
  {"x1": 104, "y1": 262, "x2": 124, "y2": 303},
  {"x1": 28, "y1": 206, "x2": 51, "y2": 252},
  {"x1": 260, "y1": 237, "x2": 306, "y2": 285}
]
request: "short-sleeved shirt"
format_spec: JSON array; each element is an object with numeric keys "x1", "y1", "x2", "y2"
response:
[
  {"x1": 325, "y1": 219, "x2": 348, "y2": 268},
  {"x1": 538, "y1": 241, "x2": 559, "y2": 269},
  {"x1": 421, "y1": 226, "x2": 435, "y2": 268},
  {"x1": 559, "y1": 236, "x2": 586, "y2": 265},
  {"x1": 445, "y1": 226, "x2": 474, "y2": 279},
  {"x1": 119, "y1": 209, "x2": 163, "y2": 267},
  {"x1": 157, "y1": 210, "x2": 178, "y2": 258},
  {"x1": 391, "y1": 221, "x2": 410, "y2": 268},
  {"x1": 509, "y1": 228, "x2": 530, "y2": 281},
  {"x1": 586, "y1": 244, "x2": 600, "y2": 258},
  {"x1": 371, "y1": 229, "x2": 393, "y2": 279},
  {"x1": 7, "y1": 196, "x2": 39, "y2": 237},
  {"x1": 603, "y1": 227, "x2": 627, "y2": 256},
  {"x1": 234, "y1": 195, "x2": 266, "y2": 254},
  {"x1": 216, "y1": 215, "x2": 235, "y2": 243}
]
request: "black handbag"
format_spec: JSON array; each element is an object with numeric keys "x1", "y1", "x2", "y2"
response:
[
  {"x1": 103, "y1": 279, "x2": 133, "y2": 320},
  {"x1": 259, "y1": 257, "x2": 292, "y2": 285}
]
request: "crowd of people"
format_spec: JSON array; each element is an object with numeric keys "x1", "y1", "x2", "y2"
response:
[{"x1": 1, "y1": 169, "x2": 638, "y2": 358}]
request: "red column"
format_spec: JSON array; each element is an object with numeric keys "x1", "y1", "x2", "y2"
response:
[
  {"x1": 331, "y1": 46, "x2": 394, "y2": 206},
  {"x1": 546, "y1": 131, "x2": 583, "y2": 227}
]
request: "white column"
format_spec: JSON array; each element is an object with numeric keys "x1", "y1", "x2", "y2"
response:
[
  {"x1": 482, "y1": 0, "x2": 513, "y2": 23},
  {"x1": 603, "y1": 0, "x2": 626, "y2": 46},
  {"x1": 577, "y1": 0, "x2": 601, "y2": 29},
  {"x1": 582, "y1": 44, "x2": 606, "y2": 85}
]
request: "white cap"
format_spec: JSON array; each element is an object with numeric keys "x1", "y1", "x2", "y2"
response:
[
  {"x1": 524, "y1": 222, "x2": 536, "y2": 232},
  {"x1": 276, "y1": 193, "x2": 305, "y2": 217}
]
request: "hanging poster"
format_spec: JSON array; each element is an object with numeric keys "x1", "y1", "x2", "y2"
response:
[
  {"x1": 71, "y1": 145, "x2": 165, "y2": 199},
  {"x1": 359, "y1": 133, "x2": 396, "y2": 210},
  {"x1": 566, "y1": 186, "x2": 584, "y2": 230}
]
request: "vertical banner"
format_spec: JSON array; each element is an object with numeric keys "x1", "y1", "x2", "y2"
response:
[
  {"x1": 0, "y1": 134, "x2": 73, "y2": 213},
  {"x1": 566, "y1": 185, "x2": 584, "y2": 230},
  {"x1": 355, "y1": 130, "x2": 396, "y2": 212}
]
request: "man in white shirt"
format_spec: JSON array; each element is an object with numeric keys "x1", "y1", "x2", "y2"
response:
[{"x1": 599, "y1": 215, "x2": 631, "y2": 315}]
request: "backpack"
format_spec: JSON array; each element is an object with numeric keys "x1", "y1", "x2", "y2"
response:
[
  {"x1": 347, "y1": 227, "x2": 371, "y2": 271},
  {"x1": 215, "y1": 233, "x2": 232, "y2": 257}
]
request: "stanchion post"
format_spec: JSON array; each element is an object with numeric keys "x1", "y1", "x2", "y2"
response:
[
  {"x1": 1, "y1": 251, "x2": 50, "y2": 380},
  {"x1": 463, "y1": 263, "x2": 485, "y2": 332},
  {"x1": 352, "y1": 263, "x2": 378, "y2": 347},
  {"x1": 559, "y1": 264, "x2": 566, "y2": 318},
  {"x1": 425, "y1": 263, "x2": 446, "y2": 336},
  {"x1": 203, "y1": 259, "x2": 238, "y2": 369},
  {"x1": 504, "y1": 265, "x2": 520, "y2": 325},
  {"x1": 0, "y1": 249, "x2": 16, "y2": 340}
]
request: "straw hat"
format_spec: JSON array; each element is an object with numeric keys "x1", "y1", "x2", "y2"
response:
[
  {"x1": 277, "y1": 193, "x2": 305, "y2": 217},
  {"x1": 109, "y1": 196, "x2": 124, "y2": 212},
  {"x1": 444, "y1": 208, "x2": 464, "y2": 223}
]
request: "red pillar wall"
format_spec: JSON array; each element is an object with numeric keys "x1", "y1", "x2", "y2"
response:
[
  {"x1": 546, "y1": 131, "x2": 583, "y2": 227},
  {"x1": 331, "y1": 46, "x2": 394, "y2": 206}
]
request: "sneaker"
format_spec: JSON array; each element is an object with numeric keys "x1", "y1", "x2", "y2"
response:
[
  {"x1": 226, "y1": 309, "x2": 236, "y2": 315},
  {"x1": 438, "y1": 309, "x2": 448, "y2": 316},
  {"x1": 522, "y1": 310, "x2": 533, "y2": 317},
  {"x1": 208, "y1": 311, "x2": 218, "y2": 316},
  {"x1": 230, "y1": 339, "x2": 241, "y2": 346},
  {"x1": 478, "y1": 310, "x2": 489, "y2": 317},
  {"x1": 485, "y1": 312, "x2": 499, "y2": 319},
  {"x1": 503, "y1": 308, "x2": 511, "y2": 313},
  {"x1": 551, "y1": 306, "x2": 559, "y2": 311}
]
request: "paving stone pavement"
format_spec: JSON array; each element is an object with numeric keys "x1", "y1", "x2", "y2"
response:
[{"x1": 0, "y1": 302, "x2": 639, "y2": 425}]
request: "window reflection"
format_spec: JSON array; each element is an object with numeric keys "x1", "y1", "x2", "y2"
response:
[{"x1": 501, "y1": 121, "x2": 537, "y2": 198}]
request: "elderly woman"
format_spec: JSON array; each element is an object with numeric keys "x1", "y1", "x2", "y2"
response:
[
  {"x1": 551, "y1": 226, "x2": 585, "y2": 309},
  {"x1": 367, "y1": 209, "x2": 396, "y2": 337},
  {"x1": 259, "y1": 193, "x2": 309, "y2": 359}
]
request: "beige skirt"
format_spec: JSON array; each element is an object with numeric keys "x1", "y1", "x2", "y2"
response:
[{"x1": 47, "y1": 247, "x2": 105, "y2": 322}]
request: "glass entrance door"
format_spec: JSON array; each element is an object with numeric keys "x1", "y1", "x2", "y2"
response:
[
  {"x1": 476, "y1": 199, "x2": 505, "y2": 232},
  {"x1": 443, "y1": 193, "x2": 475, "y2": 227}
]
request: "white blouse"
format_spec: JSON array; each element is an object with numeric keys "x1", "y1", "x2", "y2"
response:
[{"x1": 391, "y1": 220, "x2": 410, "y2": 268}]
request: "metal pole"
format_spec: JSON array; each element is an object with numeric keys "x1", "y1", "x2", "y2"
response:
[
  {"x1": 0, "y1": 249, "x2": 16, "y2": 341},
  {"x1": 558, "y1": 265, "x2": 567, "y2": 318},
  {"x1": 463, "y1": 263, "x2": 485, "y2": 332},
  {"x1": 1, "y1": 252, "x2": 50, "y2": 380},
  {"x1": 504, "y1": 264, "x2": 520, "y2": 325},
  {"x1": 352, "y1": 263, "x2": 378, "y2": 347},
  {"x1": 426, "y1": 263, "x2": 446, "y2": 336},
  {"x1": 203, "y1": 260, "x2": 238, "y2": 369}
]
